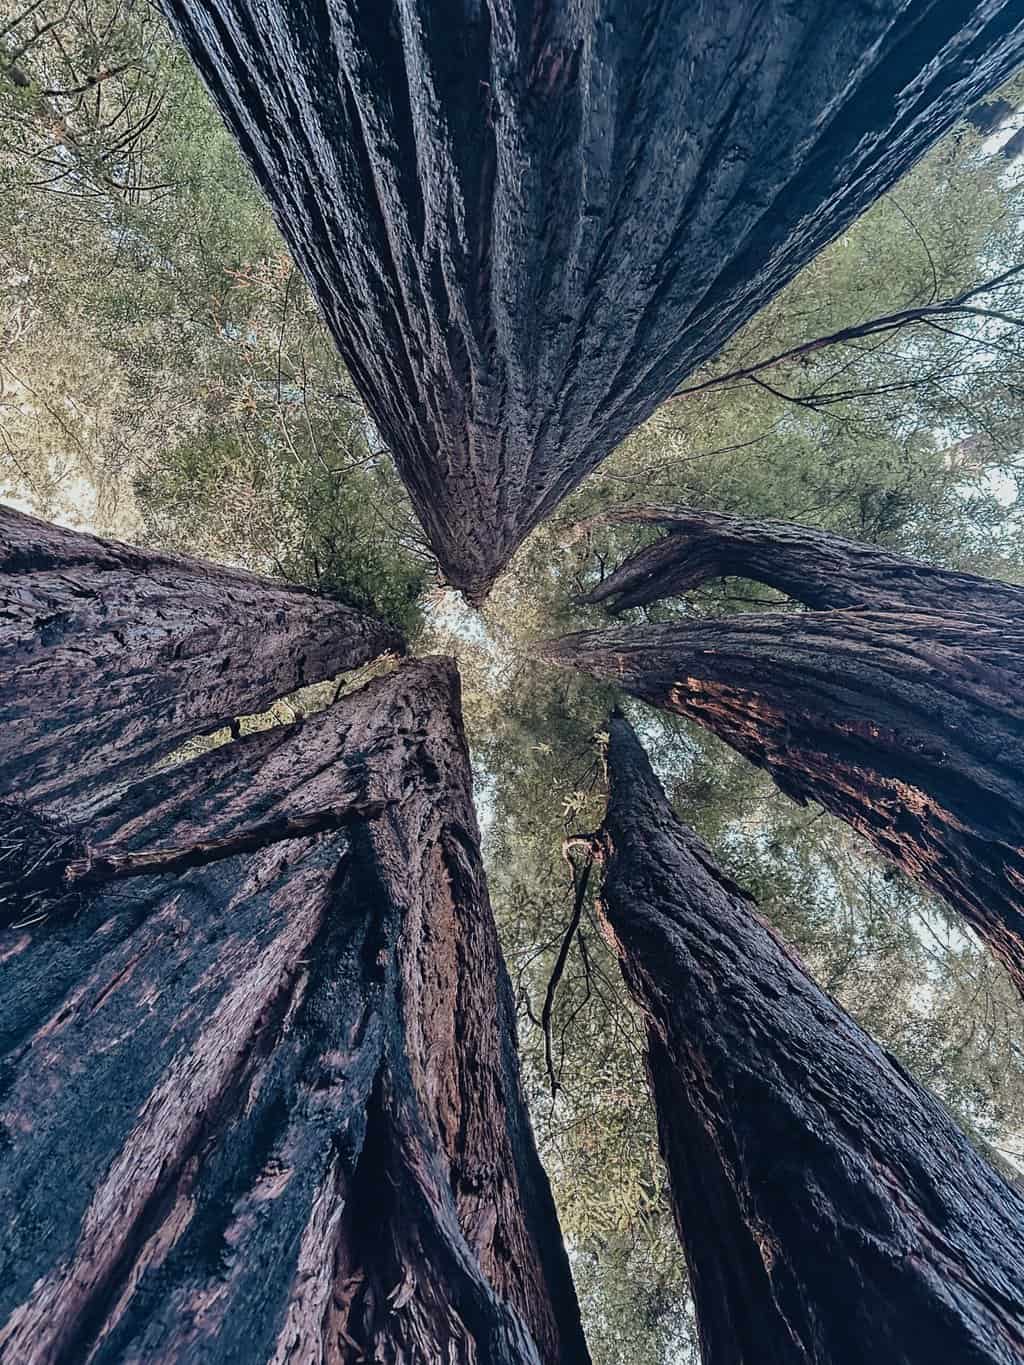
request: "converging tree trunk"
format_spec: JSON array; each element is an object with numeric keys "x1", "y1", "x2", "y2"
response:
[
  {"x1": 0, "y1": 505, "x2": 402, "y2": 815},
  {"x1": 597, "y1": 713, "x2": 1024, "y2": 1364},
  {"x1": 157, "y1": 0, "x2": 1024, "y2": 601},
  {"x1": 0, "y1": 658, "x2": 588, "y2": 1364},
  {"x1": 545, "y1": 509, "x2": 1024, "y2": 997},
  {"x1": 577, "y1": 504, "x2": 1024, "y2": 615}
]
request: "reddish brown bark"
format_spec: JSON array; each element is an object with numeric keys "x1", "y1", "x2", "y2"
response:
[
  {"x1": 598, "y1": 713, "x2": 1024, "y2": 1364},
  {"x1": 157, "y1": 0, "x2": 1024, "y2": 600},
  {"x1": 0, "y1": 659, "x2": 587, "y2": 1364},
  {"x1": 544, "y1": 513, "x2": 1024, "y2": 997},
  {"x1": 0, "y1": 504, "x2": 402, "y2": 815}
]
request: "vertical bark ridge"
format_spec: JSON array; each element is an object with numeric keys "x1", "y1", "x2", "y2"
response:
[
  {"x1": 156, "y1": 0, "x2": 1024, "y2": 599},
  {"x1": 643, "y1": 1033, "x2": 797, "y2": 1364},
  {"x1": 0, "y1": 505, "x2": 402, "y2": 816},
  {"x1": 597, "y1": 713, "x2": 1024, "y2": 1364},
  {"x1": 0, "y1": 659, "x2": 587, "y2": 1364}
]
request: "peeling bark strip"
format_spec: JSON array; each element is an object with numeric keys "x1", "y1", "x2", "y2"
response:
[
  {"x1": 155, "y1": 0, "x2": 1024, "y2": 600},
  {"x1": 0, "y1": 659, "x2": 587, "y2": 1364},
  {"x1": 0, "y1": 504, "x2": 402, "y2": 816},
  {"x1": 578, "y1": 504, "x2": 1024, "y2": 615},
  {"x1": 544, "y1": 514, "x2": 1024, "y2": 997},
  {"x1": 0, "y1": 796, "x2": 391, "y2": 929},
  {"x1": 62, "y1": 798, "x2": 391, "y2": 884},
  {"x1": 598, "y1": 714, "x2": 1024, "y2": 1364}
]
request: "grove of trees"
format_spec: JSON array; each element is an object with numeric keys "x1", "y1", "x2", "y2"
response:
[{"x1": 4, "y1": 0, "x2": 1024, "y2": 1361}]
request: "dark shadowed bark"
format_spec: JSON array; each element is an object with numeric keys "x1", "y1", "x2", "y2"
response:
[
  {"x1": 0, "y1": 504, "x2": 402, "y2": 816},
  {"x1": 156, "y1": 0, "x2": 1024, "y2": 601},
  {"x1": 597, "y1": 713, "x2": 1024, "y2": 1364},
  {"x1": 544, "y1": 512, "x2": 1024, "y2": 997},
  {"x1": 0, "y1": 658, "x2": 588, "y2": 1365}
]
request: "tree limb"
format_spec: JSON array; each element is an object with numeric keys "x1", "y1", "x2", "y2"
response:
[{"x1": 65, "y1": 798, "x2": 391, "y2": 886}]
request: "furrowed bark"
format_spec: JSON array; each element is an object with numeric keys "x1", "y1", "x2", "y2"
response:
[
  {"x1": 156, "y1": 0, "x2": 1024, "y2": 601},
  {"x1": 550, "y1": 510, "x2": 1024, "y2": 993},
  {"x1": 0, "y1": 504, "x2": 402, "y2": 815},
  {"x1": 542, "y1": 606, "x2": 1024, "y2": 998},
  {"x1": 578, "y1": 504, "x2": 1024, "y2": 615},
  {"x1": 598, "y1": 713, "x2": 1024, "y2": 1364},
  {"x1": 61, "y1": 798, "x2": 391, "y2": 887},
  {"x1": 0, "y1": 658, "x2": 587, "y2": 1364}
]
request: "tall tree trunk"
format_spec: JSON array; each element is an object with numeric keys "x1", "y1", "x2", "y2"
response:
[
  {"x1": 0, "y1": 658, "x2": 588, "y2": 1365},
  {"x1": 543, "y1": 511, "x2": 1024, "y2": 997},
  {"x1": 156, "y1": 0, "x2": 1024, "y2": 602},
  {"x1": 0, "y1": 505, "x2": 402, "y2": 816},
  {"x1": 597, "y1": 712, "x2": 1024, "y2": 1365}
]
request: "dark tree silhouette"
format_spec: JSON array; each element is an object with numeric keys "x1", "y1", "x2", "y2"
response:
[
  {"x1": 157, "y1": 0, "x2": 1024, "y2": 600},
  {"x1": 0, "y1": 505, "x2": 401, "y2": 817},
  {"x1": 597, "y1": 712, "x2": 1024, "y2": 1364},
  {"x1": 0, "y1": 660, "x2": 588, "y2": 1364},
  {"x1": 544, "y1": 508, "x2": 1024, "y2": 996}
]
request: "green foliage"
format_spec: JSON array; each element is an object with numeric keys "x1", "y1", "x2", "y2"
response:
[
  {"x1": 572, "y1": 1236, "x2": 698, "y2": 1365},
  {"x1": 0, "y1": 0, "x2": 427, "y2": 630}
]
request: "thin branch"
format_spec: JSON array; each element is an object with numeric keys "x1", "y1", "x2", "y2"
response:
[
  {"x1": 670, "y1": 264, "x2": 1024, "y2": 402},
  {"x1": 41, "y1": 60, "x2": 138, "y2": 97},
  {"x1": 0, "y1": 0, "x2": 47, "y2": 44},
  {"x1": 888, "y1": 196, "x2": 939, "y2": 304},
  {"x1": 2, "y1": 14, "x2": 67, "y2": 70},
  {"x1": 541, "y1": 842, "x2": 596, "y2": 1097},
  {"x1": 276, "y1": 265, "x2": 295, "y2": 403}
]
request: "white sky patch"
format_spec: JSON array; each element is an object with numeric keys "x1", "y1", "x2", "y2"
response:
[{"x1": 982, "y1": 467, "x2": 1019, "y2": 507}]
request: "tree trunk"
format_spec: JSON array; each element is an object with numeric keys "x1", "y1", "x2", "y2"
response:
[
  {"x1": 156, "y1": 0, "x2": 1024, "y2": 601},
  {"x1": 0, "y1": 658, "x2": 588, "y2": 1365},
  {"x1": 577, "y1": 504, "x2": 1024, "y2": 615},
  {"x1": 544, "y1": 511, "x2": 1024, "y2": 997},
  {"x1": 597, "y1": 712, "x2": 1024, "y2": 1364},
  {"x1": 0, "y1": 505, "x2": 402, "y2": 816}
]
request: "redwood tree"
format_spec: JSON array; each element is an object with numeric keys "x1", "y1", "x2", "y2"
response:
[
  {"x1": 156, "y1": 0, "x2": 1024, "y2": 600},
  {"x1": 0, "y1": 505, "x2": 401, "y2": 816},
  {"x1": 0, "y1": 658, "x2": 588, "y2": 1364},
  {"x1": 543, "y1": 510, "x2": 1024, "y2": 997},
  {"x1": 577, "y1": 503, "x2": 1024, "y2": 616},
  {"x1": 597, "y1": 712, "x2": 1024, "y2": 1364}
]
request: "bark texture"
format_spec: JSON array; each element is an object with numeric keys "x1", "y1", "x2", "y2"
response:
[
  {"x1": 598, "y1": 713, "x2": 1024, "y2": 1364},
  {"x1": 545, "y1": 514, "x2": 1024, "y2": 997},
  {"x1": 0, "y1": 504, "x2": 402, "y2": 816},
  {"x1": 0, "y1": 658, "x2": 587, "y2": 1364},
  {"x1": 156, "y1": 0, "x2": 1024, "y2": 601},
  {"x1": 579, "y1": 504, "x2": 1024, "y2": 614}
]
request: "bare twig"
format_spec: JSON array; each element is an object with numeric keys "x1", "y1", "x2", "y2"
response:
[
  {"x1": 42, "y1": 59, "x2": 138, "y2": 97},
  {"x1": 541, "y1": 839, "x2": 597, "y2": 1097},
  {"x1": 670, "y1": 264, "x2": 1024, "y2": 402}
]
